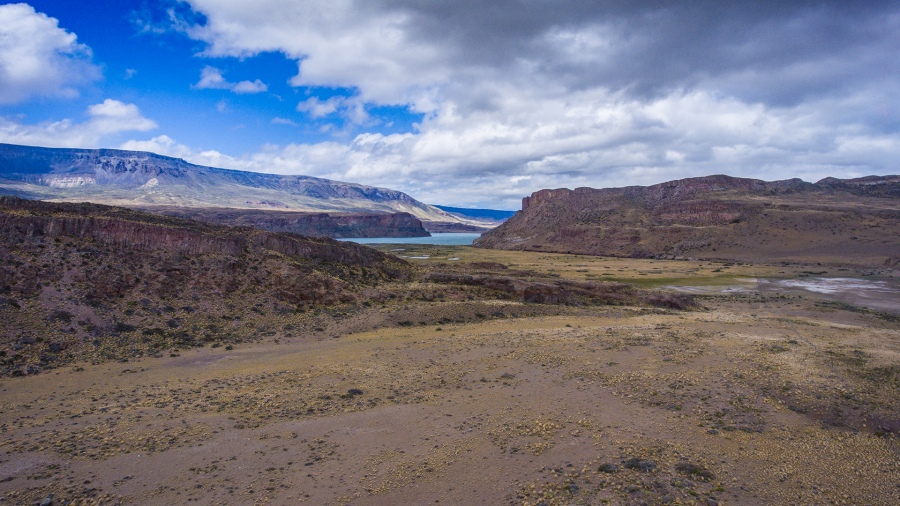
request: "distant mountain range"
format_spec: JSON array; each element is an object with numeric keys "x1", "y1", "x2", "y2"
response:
[
  {"x1": 475, "y1": 174, "x2": 900, "y2": 268},
  {"x1": 434, "y1": 205, "x2": 516, "y2": 222},
  {"x1": 0, "y1": 143, "x2": 496, "y2": 234}
]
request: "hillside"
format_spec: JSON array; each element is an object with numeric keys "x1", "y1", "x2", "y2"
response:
[
  {"x1": 146, "y1": 207, "x2": 430, "y2": 238},
  {"x1": 475, "y1": 174, "x2": 900, "y2": 268},
  {"x1": 0, "y1": 197, "x2": 696, "y2": 377},
  {"x1": 0, "y1": 143, "x2": 491, "y2": 233},
  {"x1": 3, "y1": 199, "x2": 896, "y2": 506},
  {"x1": 0, "y1": 196, "x2": 412, "y2": 375}
]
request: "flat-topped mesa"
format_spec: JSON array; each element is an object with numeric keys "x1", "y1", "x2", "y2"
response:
[
  {"x1": 478, "y1": 174, "x2": 900, "y2": 268},
  {"x1": 0, "y1": 142, "x2": 482, "y2": 231},
  {"x1": 522, "y1": 187, "x2": 595, "y2": 210},
  {"x1": 519, "y1": 176, "x2": 807, "y2": 211},
  {"x1": 523, "y1": 189, "x2": 564, "y2": 211}
]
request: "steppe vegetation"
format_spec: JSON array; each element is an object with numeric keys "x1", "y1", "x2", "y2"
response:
[{"x1": 2, "y1": 221, "x2": 898, "y2": 504}]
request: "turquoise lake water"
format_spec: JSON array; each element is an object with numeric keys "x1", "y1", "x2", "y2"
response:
[{"x1": 337, "y1": 233, "x2": 481, "y2": 245}]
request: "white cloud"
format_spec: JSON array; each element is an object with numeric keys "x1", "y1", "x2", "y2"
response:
[
  {"x1": 86, "y1": 99, "x2": 158, "y2": 134},
  {"x1": 271, "y1": 117, "x2": 298, "y2": 126},
  {"x1": 195, "y1": 65, "x2": 228, "y2": 89},
  {"x1": 0, "y1": 100, "x2": 157, "y2": 148},
  {"x1": 297, "y1": 97, "x2": 341, "y2": 118},
  {"x1": 193, "y1": 65, "x2": 268, "y2": 94},
  {"x1": 232, "y1": 79, "x2": 267, "y2": 94},
  {"x1": 126, "y1": 86, "x2": 899, "y2": 209},
  {"x1": 120, "y1": 135, "x2": 193, "y2": 158},
  {"x1": 148, "y1": 1, "x2": 900, "y2": 207},
  {"x1": 182, "y1": 0, "x2": 446, "y2": 108},
  {"x1": 0, "y1": 3, "x2": 100, "y2": 103}
]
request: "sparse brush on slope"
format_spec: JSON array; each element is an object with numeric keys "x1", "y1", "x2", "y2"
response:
[
  {"x1": 476, "y1": 174, "x2": 900, "y2": 268},
  {"x1": 0, "y1": 197, "x2": 412, "y2": 376},
  {"x1": 0, "y1": 197, "x2": 698, "y2": 377}
]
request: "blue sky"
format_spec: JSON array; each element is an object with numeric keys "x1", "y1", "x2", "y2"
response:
[
  {"x1": 0, "y1": 1, "x2": 898, "y2": 208},
  {"x1": 4, "y1": 0, "x2": 423, "y2": 150}
]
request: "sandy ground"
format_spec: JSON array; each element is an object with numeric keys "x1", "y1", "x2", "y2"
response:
[{"x1": 2, "y1": 252, "x2": 899, "y2": 505}]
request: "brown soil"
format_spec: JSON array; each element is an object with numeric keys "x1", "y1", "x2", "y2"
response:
[{"x1": 2, "y1": 247, "x2": 898, "y2": 505}]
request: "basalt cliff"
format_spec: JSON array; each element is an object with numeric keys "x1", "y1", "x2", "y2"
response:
[
  {"x1": 148, "y1": 207, "x2": 429, "y2": 238},
  {"x1": 475, "y1": 174, "x2": 900, "y2": 268},
  {"x1": 0, "y1": 143, "x2": 492, "y2": 235}
]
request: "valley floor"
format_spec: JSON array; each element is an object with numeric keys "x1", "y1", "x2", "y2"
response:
[{"x1": 1, "y1": 249, "x2": 898, "y2": 505}]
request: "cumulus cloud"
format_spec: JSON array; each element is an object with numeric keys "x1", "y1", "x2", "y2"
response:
[
  {"x1": 179, "y1": 1, "x2": 899, "y2": 108},
  {"x1": 297, "y1": 97, "x2": 341, "y2": 118},
  {"x1": 0, "y1": 100, "x2": 157, "y2": 148},
  {"x1": 296, "y1": 95, "x2": 369, "y2": 125},
  {"x1": 120, "y1": 135, "x2": 193, "y2": 158},
  {"x1": 125, "y1": 86, "x2": 900, "y2": 209},
  {"x1": 156, "y1": 1, "x2": 900, "y2": 207},
  {"x1": 0, "y1": 3, "x2": 100, "y2": 103},
  {"x1": 86, "y1": 99, "x2": 158, "y2": 134},
  {"x1": 120, "y1": 135, "x2": 252, "y2": 172},
  {"x1": 194, "y1": 65, "x2": 268, "y2": 94}
]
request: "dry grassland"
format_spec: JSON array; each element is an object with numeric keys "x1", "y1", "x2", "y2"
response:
[{"x1": 1, "y1": 247, "x2": 898, "y2": 505}]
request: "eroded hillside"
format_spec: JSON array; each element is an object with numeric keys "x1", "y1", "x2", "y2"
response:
[
  {"x1": 476, "y1": 175, "x2": 900, "y2": 268},
  {"x1": 0, "y1": 197, "x2": 414, "y2": 375},
  {"x1": 0, "y1": 198, "x2": 691, "y2": 377}
]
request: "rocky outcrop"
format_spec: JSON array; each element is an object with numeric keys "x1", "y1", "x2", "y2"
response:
[
  {"x1": 0, "y1": 197, "x2": 422, "y2": 376},
  {"x1": 476, "y1": 174, "x2": 900, "y2": 267},
  {"x1": 0, "y1": 196, "x2": 411, "y2": 287},
  {"x1": 146, "y1": 207, "x2": 430, "y2": 238}
]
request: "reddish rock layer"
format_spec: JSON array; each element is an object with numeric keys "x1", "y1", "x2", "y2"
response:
[
  {"x1": 477, "y1": 175, "x2": 900, "y2": 268},
  {"x1": 144, "y1": 207, "x2": 430, "y2": 238}
]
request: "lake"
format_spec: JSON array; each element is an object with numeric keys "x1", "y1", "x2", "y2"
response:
[{"x1": 337, "y1": 233, "x2": 482, "y2": 246}]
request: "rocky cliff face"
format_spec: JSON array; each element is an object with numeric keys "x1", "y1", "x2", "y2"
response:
[
  {"x1": 0, "y1": 196, "x2": 411, "y2": 304},
  {"x1": 0, "y1": 143, "x2": 482, "y2": 232},
  {"x1": 476, "y1": 175, "x2": 900, "y2": 268},
  {"x1": 147, "y1": 207, "x2": 430, "y2": 238}
]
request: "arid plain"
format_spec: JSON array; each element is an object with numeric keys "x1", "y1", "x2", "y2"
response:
[{"x1": 2, "y1": 245, "x2": 898, "y2": 505}]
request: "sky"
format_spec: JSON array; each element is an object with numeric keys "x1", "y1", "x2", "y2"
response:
[{"x1": 0, "y1": 1, "x2": 897, "y2": 209}]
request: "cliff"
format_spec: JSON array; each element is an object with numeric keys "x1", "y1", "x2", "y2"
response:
[
  {"x1": 0, "y1": 196, "x2": 417, "y2": 375},
  {"x1": 0, "y1": 142, "x2": 485, "y2": 232},
  {"x1": 0, "y1": 195, "x2": 410, "y2": 323},
  {"x1": 145, "y1": 207, "x2": 430, "y2": 238},
  {"x1": 475, "y1": 174, "x2": 900, "y2": 268}
]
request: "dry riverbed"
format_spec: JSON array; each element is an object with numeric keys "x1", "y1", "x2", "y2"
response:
[{"x1": 2, "y1": 248, "x2": 898, "y2": 505}]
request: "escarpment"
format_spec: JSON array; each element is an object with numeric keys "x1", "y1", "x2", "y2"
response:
[
  {"x1": 476, "y1": 175, "x2": 900, "y2": 268},
  {"x1": 148, "y1": 207, "x2": 430, "y2": 238}
]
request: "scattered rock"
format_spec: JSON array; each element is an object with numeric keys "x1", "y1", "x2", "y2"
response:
[
  {"x1": 676, "y1": 462, "x2": 715, "y2": 481},
  {"x1": 623, "y1": 458, "x2": 657, "y2": 472}
]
